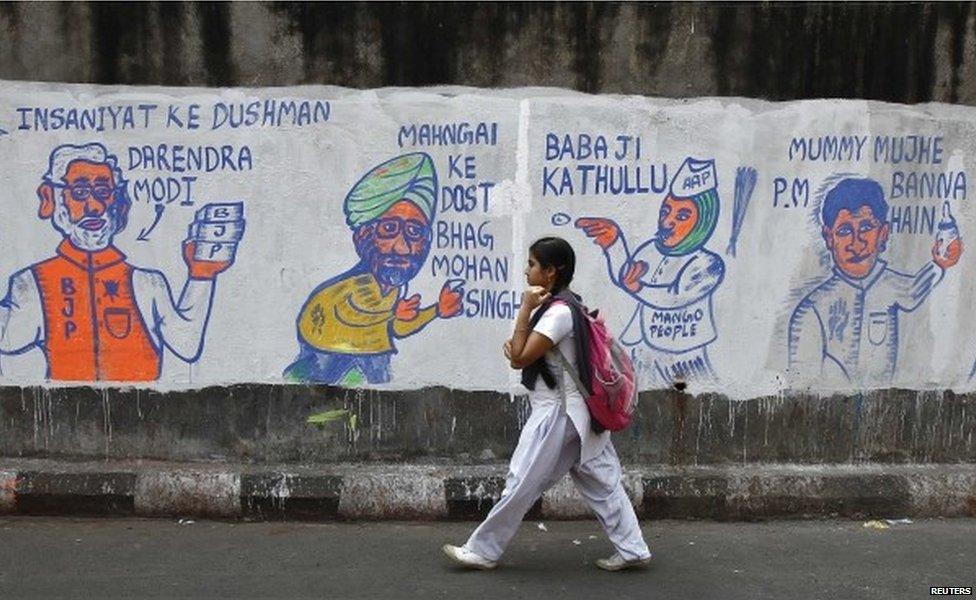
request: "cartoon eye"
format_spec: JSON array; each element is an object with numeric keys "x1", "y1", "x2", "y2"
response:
[
  {"x1": 379, "y1": 221, "x2": 399, "y2": 236},
  {"x1": 837, "y1": 224, "x2": 853, "y2": 236},
  {"x1": 68, "y1": 185, "x2": 92, "y2": 201},
  {"x1": 858, "y1": 222, "x2": 876, "y2": 233},
  {"x1": 404, "y1": 223, "x2": 425, "y2": 240},
  {"x1": 91, "y1": 186, "x2": 115, "y2": 201},
  {"x1": 676, "y1": 210, "x2": 693, "y2": 222},
  {"x1": 659, "y1": 206, "x2": 670, "y2": 218}
]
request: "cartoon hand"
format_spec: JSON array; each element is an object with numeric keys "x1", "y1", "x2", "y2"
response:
[
  {"x1": 575, "y1": 217, "x2": 619, "y2": 249},
  {"x1": 395, "y1": 294, "x2": 421, "y2": 321},
  {"x1": 183, "y1": 240, "x2": 232, "y2": 280},
  {"x1": 933, "y1": 238, "x2": 963, "y2": 269},
  {"x1": 827, "y1": 299, "x2": 849, "y2": 343},
  {"x1": 621, "y1": 261, "x2": 649, "y2": 292},
  {"x1": 438, "y1": 279, "x2": 464, "y2": 318}
]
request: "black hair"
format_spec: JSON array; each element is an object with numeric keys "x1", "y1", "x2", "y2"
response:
[
  {"x1": 822, "y1": 178, "x2": 888, "y2": 227},
  {"x1": 529, "y1": 237, "x2": 575, "y2": 293}
]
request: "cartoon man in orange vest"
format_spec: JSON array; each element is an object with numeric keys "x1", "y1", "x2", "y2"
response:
[{"x1": 0, "y1": 142, "x2": 238, "y2": 381}]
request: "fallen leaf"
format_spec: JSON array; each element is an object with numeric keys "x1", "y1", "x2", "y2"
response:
[{"x1": 307, "y1": 409, "x2": 350, "y2": 425}]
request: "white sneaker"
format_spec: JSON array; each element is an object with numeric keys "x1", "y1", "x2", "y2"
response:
[
  {"x1": 442, "y1": 544, "x2": 498, "y2": 570},
  {"x1": 595, "y1": 552, "x2": 653, "y2": 571}
]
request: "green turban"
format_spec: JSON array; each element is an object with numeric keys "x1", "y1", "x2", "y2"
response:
[{"x1": 344, "y1": 153, "x2": 438, "y2": 228}]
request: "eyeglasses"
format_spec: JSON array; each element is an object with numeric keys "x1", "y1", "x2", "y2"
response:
[
  {"x1": 374, "y1": 217, "x2": 429, "y2": 242},
  {"x1": 52, "y1": 183, "x2": 119, "y2": 202}
]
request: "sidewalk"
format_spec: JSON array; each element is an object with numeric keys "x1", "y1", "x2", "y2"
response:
[{"x1": 2, "y1": 458, "x2": 974, "y2": 520}]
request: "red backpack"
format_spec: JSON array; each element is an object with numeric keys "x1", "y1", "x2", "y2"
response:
[{"x1": 553, "y1": 301, "x2": 638, "y2": 431}]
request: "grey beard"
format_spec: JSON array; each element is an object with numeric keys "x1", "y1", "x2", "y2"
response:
[{"x1": 52, "y1": 202, "x2": 117, "y2": 251}]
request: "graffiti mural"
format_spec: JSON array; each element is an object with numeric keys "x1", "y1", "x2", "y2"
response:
[
  {"x1": 788, "y1": 177, "x2": 962, "y2": 384},
  {"x1": 0, "y1": 82, "x2": 972, "y2": 397},
  {"x1": 284, "y1": 153, "x2": 464, "y2": 385},
  {"x1": 576, "y1": 158, "x2": 727, "y2": 384},
  {"x1": 0, "y1": 142, "x2": 243, "y2": 381}
]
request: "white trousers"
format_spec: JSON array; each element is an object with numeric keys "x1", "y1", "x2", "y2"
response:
[{"x1": 464, "y1": 407, "x2": 650, "y2": 562}]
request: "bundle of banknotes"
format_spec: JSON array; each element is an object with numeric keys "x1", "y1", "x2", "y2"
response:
[{"x1": 188, "y1": 202, "x2": 246, "y2": 262}]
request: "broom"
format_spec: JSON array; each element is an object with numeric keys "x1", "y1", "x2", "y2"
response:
[{"x1": 726, "y1": 166, "x2": 758, "y2": 257}]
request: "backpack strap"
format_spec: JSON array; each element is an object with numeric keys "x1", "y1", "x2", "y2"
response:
[
  {"x1": 555, "y1": 349, "x2": 587, "y2": 398},
  {"x1": 549, "y1": 298, "x2": 588, "y2": 398}
]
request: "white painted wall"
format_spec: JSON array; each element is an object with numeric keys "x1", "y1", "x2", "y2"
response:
[{"x1": 0, "y1": 81, "x2": 972, "y2": 399}]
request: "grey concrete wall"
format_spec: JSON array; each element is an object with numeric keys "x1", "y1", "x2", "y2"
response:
[
  {"x1": 0, "y1": 2, "x2": 974, "y2": 104},
  {"x1": 2, "y1": 2, "x2": 976, "y2": 468},
  {"x1": 2, "y1": 386, "x2": 974, "y2": 465}
]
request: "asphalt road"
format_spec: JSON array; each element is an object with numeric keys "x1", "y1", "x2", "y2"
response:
[{"x1": 0, "y1": 517, "x2": 972, "y2": 599}]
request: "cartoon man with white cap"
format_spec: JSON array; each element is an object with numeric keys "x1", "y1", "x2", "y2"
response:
[
  {"x1": 284, "y1": 152, "x2": 464, "y2": 384},
  {"x1": 577, "y1": 157, "x2": 726, "y2": 384}
]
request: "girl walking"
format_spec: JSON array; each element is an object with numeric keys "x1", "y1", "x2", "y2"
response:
[{"x1": 443, "y1": 237, "x2": 651, "y2": 571}]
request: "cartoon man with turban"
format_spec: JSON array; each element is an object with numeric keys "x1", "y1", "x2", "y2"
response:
[
  {"x1": 284, "y1": 152, "x2": 464, "y2": 384},
  {"x1": 577, "y1": 157, "x2": 726, "y2": 384}
]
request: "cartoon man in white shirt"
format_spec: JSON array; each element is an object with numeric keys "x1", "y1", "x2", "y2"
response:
[
  {"x1": 577, "y1": 157, "x2": 726, "y2": 384},
  {"x1": 788, "y1": 177, "x2": 961, "y2": 384}
]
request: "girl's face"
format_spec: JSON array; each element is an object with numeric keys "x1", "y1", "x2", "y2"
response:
[{"x1": 525, "y1": 252, "x2": 556, "y2": 290}]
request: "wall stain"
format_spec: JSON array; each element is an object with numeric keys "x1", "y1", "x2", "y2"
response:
[
  {"x1": 89, "y1": 1, "x2": 152, "y2": 84},
  {"x1": 198, "y1": 2, "x2": 235, "y2": 86},
  {"x1": 635, "y1": 2, "x2": 674, "y2": 85},
  {"x1": 270, "y1": 2, "x2": 362, "y2": 84},
  {"x1": 945, "y1": 2, "x2": 972, "y2": 103},
  {"x1": 0, "y1": 1, "x2": 19, "y2": 29},
  {"x1": 451, "y1": 2, "x2": 533, "y2": 87},
  {"x1": 712, "y1": 2, "x2": 942, "y2": 103},
  {"x1": 670, "y1": 391, "x2": 688, "y2": 465},
  {"x1": 159, "y1": 2, "x2": 189, "y2": 86},
  {"x1": 0, "y1": 2, "x2": 971, "y2": 104},
  {"x1": 371, "y1": 2, "x2": 462, "y2": 86},
  {"x1": 568, "y1": 2, "x2": 618, "y2": 93}
]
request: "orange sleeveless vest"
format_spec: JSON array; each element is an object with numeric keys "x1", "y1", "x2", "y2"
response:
[{"x1": 31, "y1": 240, "x2": 161, "y2": 381}]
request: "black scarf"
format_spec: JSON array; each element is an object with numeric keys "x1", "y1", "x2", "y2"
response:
[{"x1": 520, "y1": 289, "x2": 604, "y2": 433}]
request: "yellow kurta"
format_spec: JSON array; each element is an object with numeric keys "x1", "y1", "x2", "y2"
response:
[{"x1": 298, "y1": 272, "x2": 437, "y2": 354}]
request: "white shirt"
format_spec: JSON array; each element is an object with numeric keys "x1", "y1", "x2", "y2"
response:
[
  {"x1": 788, "y1": 259, "x2": 944, "y2": 385},
  {"x1": 530, "y1": 302, "x2": 610, "y2": 463},
  {"x1": 603, "y1": 238, "x2": 723, "y2": 352}
]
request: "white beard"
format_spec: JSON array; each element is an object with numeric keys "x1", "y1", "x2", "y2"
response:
[{"x1": 52, "y1": 199, "x2": 119, "y2": 252}]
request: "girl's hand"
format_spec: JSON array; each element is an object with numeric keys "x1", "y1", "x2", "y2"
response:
[{"x1": 522, "y1": 285, "x2": 551, "y2": 310}]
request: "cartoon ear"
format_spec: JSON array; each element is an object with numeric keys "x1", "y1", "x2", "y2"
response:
[
  {"x1": 821, "y1": 225, "x2": 833, "y2": 249},
  {"x1": 36, "y1": 183, "x2": 56, "y2": 219},
  {"x1": 878, "y1": 223, "x2": 890, "y2": 252},
  {"x1": 353, "y1": 224, "x2": 371, "y2": 243}
]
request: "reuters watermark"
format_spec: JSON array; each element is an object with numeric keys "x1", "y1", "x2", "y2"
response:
[{"x1": 931, "y1": 588, "x2": 973, "y2": 596}]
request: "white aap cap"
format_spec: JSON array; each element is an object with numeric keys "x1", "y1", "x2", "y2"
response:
[{"x1": 670, "y1": 157, "x2": 717, "y2": 198}]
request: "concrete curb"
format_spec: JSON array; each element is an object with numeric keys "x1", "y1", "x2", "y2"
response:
[{"x1": 0, "y1": 459, "x2": 973, "y2": 521}]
